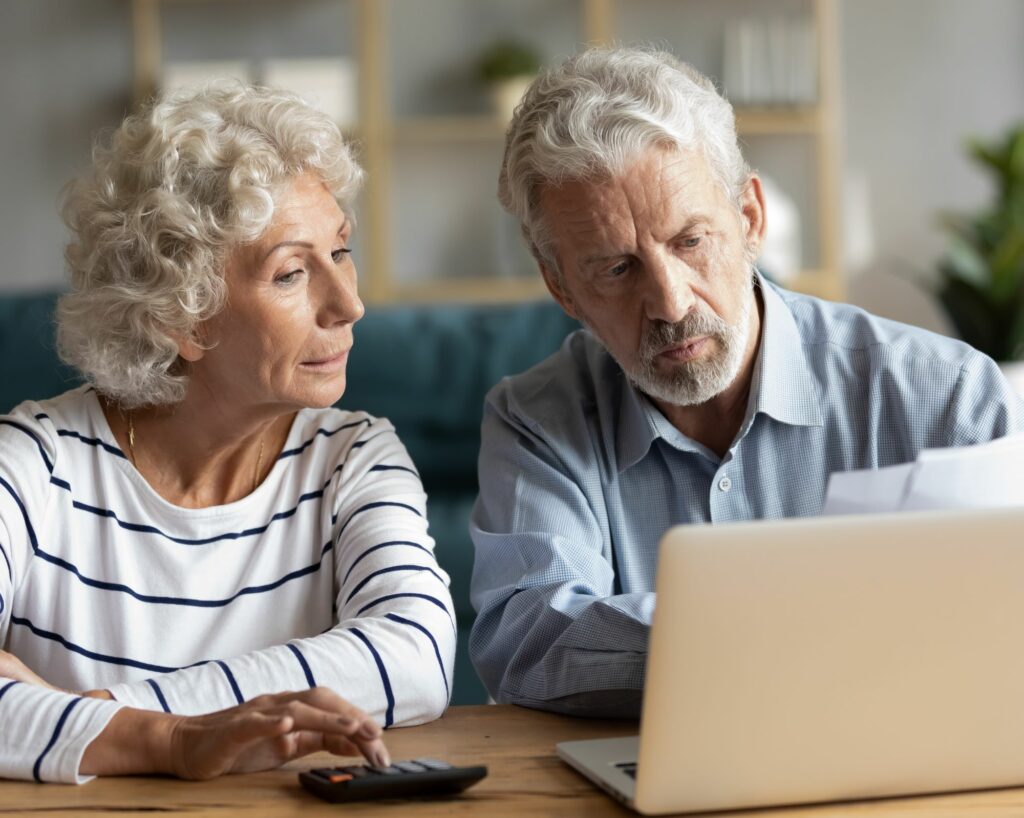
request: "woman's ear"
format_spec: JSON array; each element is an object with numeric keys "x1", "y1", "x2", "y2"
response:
[{"x1": 170, "y1": 328, "x2": 206, "y2": 363}]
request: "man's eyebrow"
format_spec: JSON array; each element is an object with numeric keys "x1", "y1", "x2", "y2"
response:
[
  {"x1": 261, "y1": 222, "x2": 348, "y2": 263},
  {"x1": 579, "y1": 216, "x2": 711, "y2": 267}
]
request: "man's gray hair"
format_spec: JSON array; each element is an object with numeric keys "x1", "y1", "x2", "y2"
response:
[
  {"x1": 58, "y1": 81, "x2": 363, "y2": 409},
  {"x1": 498, "y1": 45, "x2": 750, "y2": 272}
]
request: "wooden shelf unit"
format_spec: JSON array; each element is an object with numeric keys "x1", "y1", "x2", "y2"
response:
[{"x1": 131, "y1": 0, "x2": 842, "y2": 305}]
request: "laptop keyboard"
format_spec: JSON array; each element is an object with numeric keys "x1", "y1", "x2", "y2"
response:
[{"x1": 615, "y1": 762, "x2": 637, "y2": 780}]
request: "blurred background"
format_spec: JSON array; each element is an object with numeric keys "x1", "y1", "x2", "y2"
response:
[
  {"x1": 2, "y1": 0, "x2": 1023, "y2": 334},
  {"x1": 0, "y1": 0, "x2": 1020, "y2": 344}
]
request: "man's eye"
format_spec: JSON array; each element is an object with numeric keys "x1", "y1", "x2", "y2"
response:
[
  {"x1": 332, "y1": 248, "x2": 352, "y2": 264},
  {"x1": 608, "y1": 260, "x2": 630, "y2": 277},
  {"x1": 681, "y1": 236, "x2": 702, "y2": 249}
]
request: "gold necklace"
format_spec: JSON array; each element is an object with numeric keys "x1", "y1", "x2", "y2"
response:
[{"x1": 126, "y1": 411, "x2": 266, "y2": 493}]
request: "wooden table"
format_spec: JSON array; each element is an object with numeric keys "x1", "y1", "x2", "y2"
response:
[{"x1": 5, "y1": 705, "x2": 1024, "y2": 817}]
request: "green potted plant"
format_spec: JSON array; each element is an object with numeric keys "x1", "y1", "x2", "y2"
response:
[
  {"x1": 476, "y1": 39, "x2": 542, "y2": 122},
  {"x1": 934, "y1": 124, "x2": 1024, "y2": 394}
]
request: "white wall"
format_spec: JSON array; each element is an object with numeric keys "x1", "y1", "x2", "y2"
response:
[
  {"x1": 840, "y1": 0, "x2": 1024, "y2": 334},
  {"x1": 2, "y1": 0, "x2": 1023, "y2": 340}
]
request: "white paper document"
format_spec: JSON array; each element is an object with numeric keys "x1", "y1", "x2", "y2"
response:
[{"x1": 822, "y1": 434, "x2": 1024, "y2": 515}]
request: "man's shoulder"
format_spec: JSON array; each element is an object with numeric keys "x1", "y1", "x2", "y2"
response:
[
  {"x1": 485, "y1": 329, "x2": 621, "y2": 432},
  {"x1": 777, "y1": 286, "x2": 982, "y2": 375}
]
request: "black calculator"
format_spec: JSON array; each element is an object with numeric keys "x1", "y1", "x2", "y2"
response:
[{"x1": 298, "y1": 758, "x2": 488, "y2": 803}]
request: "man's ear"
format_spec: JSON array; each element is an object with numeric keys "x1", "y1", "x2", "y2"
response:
[
  {"x1": 739, "y1": 174, "x2": 768, "y2": 256},
  {"x1": 537, "y1": 255, "x2": 580, "y2": 321}
]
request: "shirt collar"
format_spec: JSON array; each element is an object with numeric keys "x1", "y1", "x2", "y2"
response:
[
  {"x1": 614, "y1": 274, "x2": 823, "y2": 473},
  {"x1": 750, "y1": 277, "x2": 824, "y2": 430}
]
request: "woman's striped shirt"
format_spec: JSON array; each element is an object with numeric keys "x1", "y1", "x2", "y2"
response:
[{"x1": 0, "y1": 386, "x2": 455, "y2": 782}]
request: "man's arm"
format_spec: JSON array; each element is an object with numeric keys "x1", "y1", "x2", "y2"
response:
[
  {"x1": 946, "y1": 352, "x2": 1024, "y2": 444},
  {"x1": 469, "y1": 393, "x2": 653, "y2": 718}
]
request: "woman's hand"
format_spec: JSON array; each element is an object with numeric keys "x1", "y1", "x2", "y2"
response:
[
  {"x1": 0, "y1": 650, "x2": 62, "y2": 690},
  {"x1": 81, "y1": 687, "x2": 390, "y2": 779}
]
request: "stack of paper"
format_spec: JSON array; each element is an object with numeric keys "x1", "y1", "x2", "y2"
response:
[{"x1": 822, "y1": 434, "x2": 1024, "y2": 516}]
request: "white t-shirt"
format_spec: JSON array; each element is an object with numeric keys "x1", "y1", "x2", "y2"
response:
[{"x1": 0, "y1": 386, "x2": 454, "y2": 782}]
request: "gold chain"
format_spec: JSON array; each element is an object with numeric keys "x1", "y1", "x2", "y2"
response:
[{"x1": 126, "y1": 410, "x2": 266, "y2": 493}]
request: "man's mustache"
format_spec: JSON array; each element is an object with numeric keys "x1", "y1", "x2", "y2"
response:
[{"x1": 642, "y1": 311, "x2": 729, "y2": 354}]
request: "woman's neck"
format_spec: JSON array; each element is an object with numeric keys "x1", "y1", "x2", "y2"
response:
[{"x1": 101, "y1": 393, "x2": 297, "y2": 509}]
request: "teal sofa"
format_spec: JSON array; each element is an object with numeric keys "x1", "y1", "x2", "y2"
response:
[{"x1": 0, "y1": 292, "x2": 577, "y2": 705}]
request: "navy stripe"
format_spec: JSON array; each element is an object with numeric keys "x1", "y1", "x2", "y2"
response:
[
  {"x1": 0, "y1": 680, "x2": 18, "y2": 702},
  {"x1": 0, "y1": 593, "x2": 4, "y2": 615},
  {"x1": 277, "y1": 418, "x2": 373, "y2": 460},
  {"x1": 386, "y1": 613, "x2": 449, "y2": 699},
  {"x1": 56, "y1": 429, "x2": 127, "y2": 459},
  {"x1": 12, "y1": 615, "x2": 180, "y2": 673},
  {"x1": 355, "y1": 593, "x2": 454, "y2": 628},
  {"x1": 334, "y1": 501, "x2": 422, "y2": 533},
  {"x1": 351, "y1": 628, "x2": 395, "y2": 728},
  {"x1": 146, "y1": 679, "x2": 171, "y2": 713},
  {"x1": 345, "y1": 564, "x2": 447, "y2": 605},
  {"x1": 0, "y1": 420, "x2": 53, "y2": 473},
  {"x1": 49, "y1": 475, "x2": 71, "y2": 491},
  {"x1": 33, "y1": 698, "x2": 82, "y2": 782},
  {"x1": 369, "y1": 464, "x2": 420, "y2": 477},
  {"x1": 34, "y1": 413, "x2": 49, "y2": 420},
  {"x1": 342, "y1": 541, "x2": 432, "y2": 585},
  {"x1": 0, "y1": 540, "x2": 11, "y2": 581},
  {"x1": 60, "y1": 466, "x2": 343, "y2": 547},
  {"x1": 349, "y1": 430, "x2": 394, "y2": 451},
  {"x1": 71, "y1": 491, "x2": 316, "y2": 545},
  {"x1": 286, "y1": 643, "x2": 317, "y2": 688},
  {"x1": 32, "y1": 539, "x2": 333, "y2": 608},
  {"x1": 0, "y1": 475, "x2": 39, "y2": 551},
  {"x1": 216, "y1": 660, "x2": 244, "y2": 704}
]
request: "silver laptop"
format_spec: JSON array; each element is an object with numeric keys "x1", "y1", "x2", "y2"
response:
[{"x1": 557, "y1": 507, "x2": 1024, "y2": 814}]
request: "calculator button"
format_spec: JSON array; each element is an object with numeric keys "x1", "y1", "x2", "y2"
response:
[
  {"x1": 339, "y1": 765, "x2": 369, "y2": 778},
  {"x1": 394, "y1": 761, "x2": 428, "y2": 773},
  {"x1": 412, "y1": 758, "x2": 452, "y2": 770},
  {"x1": 325, "y1": 772, "x2": 353, "y2": 783},
  {"x1": 368, "y1": 765, "x2": 402, "y2": 775}
]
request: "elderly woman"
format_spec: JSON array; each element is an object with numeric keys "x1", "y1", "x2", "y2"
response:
[{"x1": 0, "y1": 83, "x2": 454, "y2": 783}]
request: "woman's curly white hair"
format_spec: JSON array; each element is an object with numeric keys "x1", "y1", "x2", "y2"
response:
[{"x1": 58, "y1": 81, "x2": 363, "y2": 409}]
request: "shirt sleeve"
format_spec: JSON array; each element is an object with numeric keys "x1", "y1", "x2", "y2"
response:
[
  {"x1": 106, "y1": 421, "x2": 454, "y2": 728},
  {"x1": 469, "y1": 389, "x2": 652, "y2": 717},
  {"x1": 0, "y1": 682, "x2": 124, "y2": 783},
  {"x1": 946, "y1": 351, "x2": 1024, "y2": 443},
  {"x1": 0, "y1": 407, "x2": 125, "y2": 783}
]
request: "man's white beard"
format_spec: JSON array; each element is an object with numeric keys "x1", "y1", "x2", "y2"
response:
[{"x1": 585, "y1": 273, "x2": 756, "y2": 408}]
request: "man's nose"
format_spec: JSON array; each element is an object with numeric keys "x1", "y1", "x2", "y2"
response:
[{"x1": 643, "y1": 255, "x2": 694, "y2": 325}]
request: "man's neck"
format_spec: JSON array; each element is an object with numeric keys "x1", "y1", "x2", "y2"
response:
[{"x1": 651, "y1": 289, "x2": 764, "y2": 459}]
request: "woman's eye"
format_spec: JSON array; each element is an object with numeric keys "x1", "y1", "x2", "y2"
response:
[
  {"x1": 332, "y1": 248, "x2": 352, "y2": 264},
  {"x1": 275, "y1": 270, "x2": 302, "y2": 286}
]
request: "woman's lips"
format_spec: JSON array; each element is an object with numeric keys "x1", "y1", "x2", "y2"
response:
[
  {"x1": 658, "y1": 336, "x2": 710, "y2": 363},
  {"x1": 300, "y1": 348, "x2": 351, "y2": 371}
]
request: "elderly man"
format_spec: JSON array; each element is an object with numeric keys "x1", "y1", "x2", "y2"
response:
[{"x1": 469, "y1": 46, "x2": 1024, "y2": 718}]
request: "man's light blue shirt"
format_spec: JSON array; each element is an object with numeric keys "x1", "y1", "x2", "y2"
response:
[{"x1": 469, "y1": 280, "x2": 1024, "y2": 717}]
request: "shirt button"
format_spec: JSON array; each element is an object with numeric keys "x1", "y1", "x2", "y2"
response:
[{"x1": 718, "y1": 476, "x2": 732, "y2": 493}]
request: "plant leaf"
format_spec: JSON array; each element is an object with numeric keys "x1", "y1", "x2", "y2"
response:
[{"x1": 936, "y1": 272, "x2": 1000, "y2": 356}]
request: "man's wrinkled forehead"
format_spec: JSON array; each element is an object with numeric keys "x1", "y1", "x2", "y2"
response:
[{"x1": 538, "y1": 146, "x2": 720, "y2": 237}]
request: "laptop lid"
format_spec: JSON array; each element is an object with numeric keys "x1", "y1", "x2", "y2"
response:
[{"x1": 635, "y1": 507, "x2": 1024, "y2": 815}]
